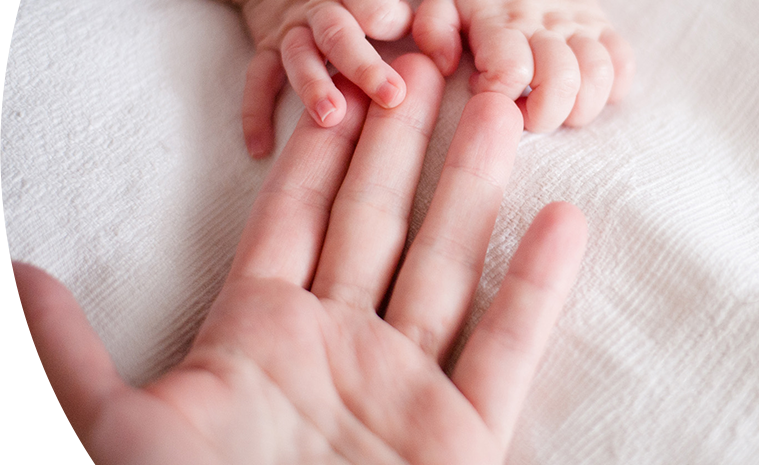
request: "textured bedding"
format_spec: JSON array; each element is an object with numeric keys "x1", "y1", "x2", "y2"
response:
[{"x1": 2, "y1": 0, "x2": 759, "y2": 463}]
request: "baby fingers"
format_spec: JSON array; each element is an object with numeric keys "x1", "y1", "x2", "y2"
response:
[
  {"x1": 599, "y1": 28, "x2": 636, "y2": 104},
  {"x1": 563, "y1": 34, "x2": 614, "y2": 127},
  {"x1": 308, "y1": 3, "x2": 406, "y2": 110},
  {"x1": 465, "y1": 6, "x2": 634, "y2": 132},
  {"x1": 342, "y1": 0, "x2": 413, "y2": 41},
  {"x1": 520, "y1": 30, "x2": 581, "y2": 133},
  {"x1": 241, "y1": 0, "x2": 409, "y2": 135},
  {"x1": 412, "y1": 0, "x2": 462, "y2": 76},
  {"x1": 469, "y1": 25, "x2": 535, "y2": 100},
  {"x1": 281, "y1": 27, "x2": 347, "y2": 127},
  {"x1": 242, "y1": 51, "x2": 286, "y2": 158}
]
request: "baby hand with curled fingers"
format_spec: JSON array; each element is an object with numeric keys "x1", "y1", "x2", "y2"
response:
[{"x1": 229, "y1": 0, "x2": 634, "y2": 158}]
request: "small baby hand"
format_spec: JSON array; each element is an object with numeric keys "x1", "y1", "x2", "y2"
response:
[
  {"x1": 236, "y1": 0, "x2": 413, "y2": 157},
  {"x1": 413, "y1": 0, "x2": 635, "y2": 132}
]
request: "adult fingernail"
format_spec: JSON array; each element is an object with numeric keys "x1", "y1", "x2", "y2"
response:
[
  {"x1": 376, "y1": 81, "x2": 403, "y2": 108},
  {"x1": 315, "y1": 98, "x2": 336, "y2": 123}
]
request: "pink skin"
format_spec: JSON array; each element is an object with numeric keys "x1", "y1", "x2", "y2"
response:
[
  {"x1": 413, "y1": 0, "x2": 636, "y2": 133},
  {"x1": 237, "y1": 0, "x2": 634, "y2": 158},
  {"x1": 16, "y1": 54, "x2": 587, "y2": 464},
  {"x1": 237, "y1": 0, "x2": 413, "y2": 158}
]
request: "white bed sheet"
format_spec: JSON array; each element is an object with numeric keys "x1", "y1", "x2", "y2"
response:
[{"x1": 2, "y1": 0, "x2": 759, "y2": 463}]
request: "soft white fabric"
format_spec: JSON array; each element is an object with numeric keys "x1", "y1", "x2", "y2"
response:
[{"x1": 2, "y1": 0, "x2": 758, "y2": 463}]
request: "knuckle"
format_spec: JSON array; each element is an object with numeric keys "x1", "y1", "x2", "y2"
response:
[
  {"x1": 299, "y1": 75, "x2": 327, "y2": 102},
  {"x1": 484, "y1": 62, "x2": 533, "y2": 93},
  {"x1": 412, "y1": 15, "x2": 455, "y2": 44},
  {"x1": 363, "y1": 1, "x2": 413, "y2": 40},
  {"x1": 447, "y1": 163, "x2": 504, "y2": 190},
  {"x1": 315, "y1": 18, "x2": 353, "y2": 57},
  {"x1": 482, "y1": 315, "x2": 541, "y2": 362},
  {"x1": 352, "y1": 60, "x2": 384, "y2": 87},
  {"x1": 338, "y1": 181, "x2": 411, "y2": 221},
  {"x1": 362, "y1": 2, "x2": 396, "y2": 34},
  {"x1": 366, "y1": 110, "x2": 432, "y2": 141},
  {"x1": 584, "y1": 59, "x2": 614, "y2": 87},
  {"x1": 548, "y1": 69, "x2": 581, "y2": 98},
  {"x1": 414, "y1": 232, "x2": 481, "y2": 276},
  {"x1": 280, "y1": 32, "x2": 310, "y2": 62}
]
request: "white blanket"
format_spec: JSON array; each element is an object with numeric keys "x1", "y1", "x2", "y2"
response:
[{"x1": 2, "y1": 0, "x2": 759, "y2": 462}]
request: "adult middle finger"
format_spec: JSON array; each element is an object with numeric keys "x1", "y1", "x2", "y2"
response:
[{"x1": 310, "y1": 53, "x2": 445, "y2": 311}]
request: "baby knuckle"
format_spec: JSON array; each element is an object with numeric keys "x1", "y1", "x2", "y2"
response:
[
  {"x1": 585, "y1": 59, "x2": 614, "y2": 86},
  {"x1": 549, "y1": 70, "x2": 581, "y2": 98},
  {"x1": 490, "y1": 63, "x2": 532, "y2": 92},
  {"x1": 362, "y1": 2, "x2": 396, "y2": 35},
  {"x1": 317, "y1": 21, "x2": 352, "y2": 56},
  {"x1": 412, "y1": 16, "x2": 452, "y2": 49},
  {"x1": 299, "y1": 76, "x2": 328, "y2": 101},
  {"x1": 280, "y1": 32, "x2": 310, "y2": 61},
  {"x1": 353, "y1": 61, "x2": 384, "y2": 87}
]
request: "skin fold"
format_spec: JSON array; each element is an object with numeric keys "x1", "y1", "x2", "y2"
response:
[{"x1": 233, "y1": 0, "x2": 634, "y2": 157}]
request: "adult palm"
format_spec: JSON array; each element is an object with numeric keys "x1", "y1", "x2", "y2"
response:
[{"x1": 16, "y1": 54, "x2": 586, "y2": 464}]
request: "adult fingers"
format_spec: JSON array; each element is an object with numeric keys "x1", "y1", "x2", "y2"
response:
[
  {"x1": 412, "y1": 0, "x2": 462, "y2": 76},
  {"x1": 310, "y1": 54, "x2": 445, "y2": 311},
  {"x1": 342, "y1": 0, "x2": 413, "y2": 41},
  {"x1": 468, "y1": 19, "x2": 534, "y2": 99},
  {"x1": 13, "y1": 262, "x2": 128, "y2": 439},
  {"x1": 451, "y1": 202, "x2": 587, "y2": 453},
  {"x1": 599, "y1": 28, "x2": 636, "y2": 104},
  {"x1": 228, "y1": 76, "x2": 370, "y2": 288},
  {"x1": 564, "y1": 34, "x2": 614, "y2": 127},
  {"x1": 384, "y1": 93, "x2": 523, "y2": 363},
  {"x1": 308, "y1": 3, "x2": 406, "y2": 110},
  {"x1": 242, "y1": 50, "x2": 286, "y2": 158},
  {"x1": 519, "y1": 30, "x2": 581, "y2": 133},
  {"x1": 281, "y1": 27, "x2": 347, "y2": 127}
]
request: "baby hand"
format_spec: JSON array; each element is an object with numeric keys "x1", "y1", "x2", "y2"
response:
[
  {"x1": 236, "y1": 0, "x2": 413, "y2": 157},
  {"x1": 413, "y1": 0, "x2": 635, "y2": 132}
]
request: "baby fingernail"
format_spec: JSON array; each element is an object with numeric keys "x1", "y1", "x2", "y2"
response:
[
  {"x1": 247, "y1": 136, "x2": 267, "y2": 158},
  {"x1": 315, "y1": 99, "x2": 336, "y2": 123},
  {"x1": 432, "y1": 52, "x2": 453, "y2": 75},
  {"x1": 376, "y1": 81, "x2": 403, "y2": 108}
]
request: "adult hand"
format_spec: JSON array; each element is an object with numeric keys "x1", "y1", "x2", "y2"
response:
[{"x1": 16, "y1": 54, "x2": 586, "y2": 464}]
